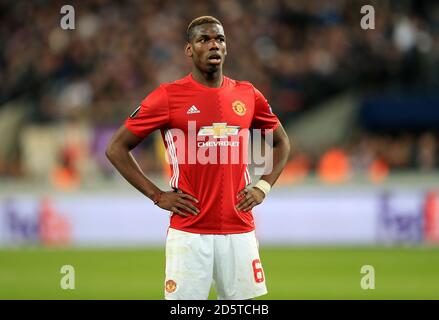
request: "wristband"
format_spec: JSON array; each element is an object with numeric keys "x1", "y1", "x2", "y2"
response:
[{"x1": 254, "y1": 180, "x2": 271, "y2": 197}]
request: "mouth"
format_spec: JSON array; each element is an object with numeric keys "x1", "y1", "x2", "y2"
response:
[{"x1": 207, "y1": 53, "x2": 222, "y2": 65}]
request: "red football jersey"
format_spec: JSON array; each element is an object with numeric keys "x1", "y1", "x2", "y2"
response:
[{"x1": 125, "y1": 74, "x2": 279, "y2": 234}]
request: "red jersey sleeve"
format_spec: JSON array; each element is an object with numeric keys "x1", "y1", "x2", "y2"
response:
[
  {"x1": 251, "y1": 86, "x2": 279, "y2": 131},
  {"x1": 124, "y1": 86, "x2": 169, "y2": 139}
]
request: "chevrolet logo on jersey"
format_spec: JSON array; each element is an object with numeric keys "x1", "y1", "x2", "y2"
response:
[{"x1": 198, "y1": 123, "x2": 240, "y2": 139}]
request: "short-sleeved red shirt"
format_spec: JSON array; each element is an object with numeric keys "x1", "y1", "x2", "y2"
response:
[{"x1": 125, "y1": 74, "x2": 279, "y2": 234}]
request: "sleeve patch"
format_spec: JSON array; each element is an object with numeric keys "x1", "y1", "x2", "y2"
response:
[{"x1": 129, "y1": 106, "x2": 141, "y2": 118}]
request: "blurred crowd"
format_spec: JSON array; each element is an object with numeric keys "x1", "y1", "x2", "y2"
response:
[
  {"x1": 0, "y1": 0, "x2": 438, "y2": 183},
  {"x1": 280, "y1": 130, "x2": 438, "y2": 185},
  {"x1": 2, "y1": 0, "x2": 438, "y2": 120}
]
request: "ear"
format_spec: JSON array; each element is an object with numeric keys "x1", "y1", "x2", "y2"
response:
[{"x1": 184, "y1": 42, "x2": 193, "y2": 57}]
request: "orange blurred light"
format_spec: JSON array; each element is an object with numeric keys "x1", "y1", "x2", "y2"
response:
[{"x1": 317, "y1": 148, "x2": 351, "y2": 184}]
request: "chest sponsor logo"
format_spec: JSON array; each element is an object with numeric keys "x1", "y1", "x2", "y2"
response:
[
  {"x1": 198, "y1": 122, "x2": 240, "y2": 139},
  {"x1": 165, "y1": 121, "x2": 273, "y2": 172},
  {"x1": 197, "y1": 123, "x2": 240, "y2": 147},
  {"x1": 232, "y1": 100, "x2": 246, "y2": 116}
]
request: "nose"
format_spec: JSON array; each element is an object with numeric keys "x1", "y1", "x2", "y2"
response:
[{"x1": 208, "y1": 39, "x2": 220, "y2": 50}]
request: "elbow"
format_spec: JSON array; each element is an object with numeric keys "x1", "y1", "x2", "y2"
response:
[
  {"x1": 283, "y1": 139, "x2": 291, "y2": 161},
  {"x1": 276, "y1": 135, "x2": 291, "y2": 156},
  {"x1": 105, "y1": 143, "x2": 116, "y2": 162},
  {"x1": 285, "y1": 136, "x2": 292, "y2": 155},
  {"x1": 106, "y1": 141, "x2": 130, "y2": 163}
]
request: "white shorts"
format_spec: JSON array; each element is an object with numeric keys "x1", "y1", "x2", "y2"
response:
[{"x1": 164, "y1": 228, "x2": 267, "y2": 300}]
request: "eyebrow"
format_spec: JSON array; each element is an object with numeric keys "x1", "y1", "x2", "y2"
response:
[{"x1": 197, "y1": 34, "x2": 225, "y2": 39}]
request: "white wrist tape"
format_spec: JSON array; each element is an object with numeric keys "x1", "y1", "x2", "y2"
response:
[{"x1": 254, "y1": 180, "x2": 271, "y2": 196}]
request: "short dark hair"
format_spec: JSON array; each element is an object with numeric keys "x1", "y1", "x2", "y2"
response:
[{"x1": 186, "y1": 16, "x2": 223, "y2": 42}]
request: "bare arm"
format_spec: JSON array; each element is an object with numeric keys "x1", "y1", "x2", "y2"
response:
[
  {"x1": 105, "y1": 125, "x2": 160, "y2": 199},
  {"x1": 260, "y1": 122, "x2": 291, "y2": 186},
  {"x1": 236, "y1": 122, "x2": 291, "y2": 211},
  {"x1": 105, "y1": 125, "x2": 199, "y2": 217}
]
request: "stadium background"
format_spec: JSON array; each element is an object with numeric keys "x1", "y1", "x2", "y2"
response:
[{"x1": 1, "y1": 0, "x2": 438, "y2": 299}]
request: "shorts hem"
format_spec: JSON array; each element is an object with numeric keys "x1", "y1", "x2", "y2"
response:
[
  {"x1": 168, "y1": 226, "x2": 255, "y2": 235},
  {"x1": 217, "y1": 290, "x2": 268, "y2": 300}
]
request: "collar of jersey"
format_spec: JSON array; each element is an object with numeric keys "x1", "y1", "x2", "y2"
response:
[{"x1": 189, "y1": 73, "x2": 227, "y2": 90}]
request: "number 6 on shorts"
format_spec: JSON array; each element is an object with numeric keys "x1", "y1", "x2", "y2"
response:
[{"x1": 252, "y1": 259, "x2": 264, "y2": 283}]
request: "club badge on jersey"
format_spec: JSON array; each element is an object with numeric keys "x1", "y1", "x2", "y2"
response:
[{"x1": 232, "y1": 100, "x2": 246, "y2": 116}]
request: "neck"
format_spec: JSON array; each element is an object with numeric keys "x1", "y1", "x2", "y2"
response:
[{"x1": 191, "y1": 68, "x2": 223, "y2": 88}]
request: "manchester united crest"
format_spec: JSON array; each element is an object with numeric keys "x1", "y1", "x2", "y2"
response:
[
  {"x1": 232, "y1": 100, "x2": 246, "y2": 116},
  {"x1": 165, "y1": 279, "x2": 177, "y2": 293}
]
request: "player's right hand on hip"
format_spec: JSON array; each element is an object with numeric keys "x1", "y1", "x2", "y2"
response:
[{"x1": 156, "y1": 191, "x2": 200, "y2": 217}]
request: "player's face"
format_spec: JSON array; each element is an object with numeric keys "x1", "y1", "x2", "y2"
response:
[{"x1": 186, "y1": 24, "x2": 227, "y2": 73}]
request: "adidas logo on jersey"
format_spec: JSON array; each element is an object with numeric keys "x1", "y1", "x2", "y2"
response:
[{"x1": 187, "y1": 105, "x2": 201, "y2": 114}]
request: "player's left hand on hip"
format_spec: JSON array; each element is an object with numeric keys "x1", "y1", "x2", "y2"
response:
[{"x1": 236, "y1": 187, "x2": 265, "y2": 212}]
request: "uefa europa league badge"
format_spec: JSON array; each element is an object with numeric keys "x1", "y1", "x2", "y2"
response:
[{"x1": 232, "y1": 101, "x2": 246, "y2": 116}]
